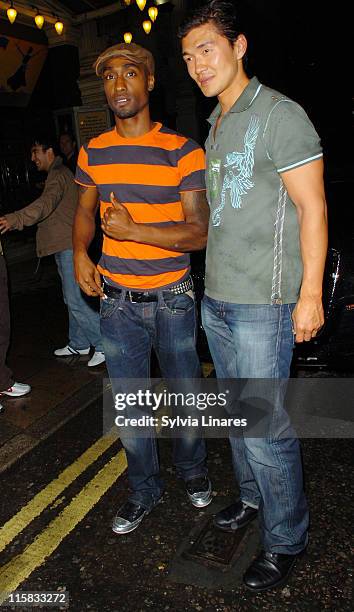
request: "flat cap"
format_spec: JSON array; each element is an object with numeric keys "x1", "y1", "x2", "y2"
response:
[{"x1": 93, "y1": 43, "x2": 155, "y2": 77}]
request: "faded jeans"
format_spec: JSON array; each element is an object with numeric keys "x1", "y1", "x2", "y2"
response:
[
  {"x1": 202, "y1": 295, "x2": 308, "y2": 554},
  {"x1": 55, "y1": 249, "x2": 103, "y2": 352}
]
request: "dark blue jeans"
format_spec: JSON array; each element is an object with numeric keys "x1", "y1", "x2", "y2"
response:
[
  {"x1": 101, "y1": 288, "x2": 207, "y2": 510},
  {"x1": 202, "y1": 295, "x2": 308, "y2": 554}
]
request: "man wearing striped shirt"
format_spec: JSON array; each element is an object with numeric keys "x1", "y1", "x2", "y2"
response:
[{"x1": 73, "y1": 43, "x2": 211, "y2": 535}]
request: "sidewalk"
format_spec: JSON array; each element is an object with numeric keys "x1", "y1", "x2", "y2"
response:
[{"x1": 0, "y1": 242, "x2": 107, "y2": 473}]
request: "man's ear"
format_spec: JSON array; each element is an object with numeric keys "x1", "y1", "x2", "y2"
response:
[
  {"x1": 234, "y1": 34, "x2": 247, "y2": 60},
  {"x1": 147, "y1": 74, "x2": 155, "y2": 92}
]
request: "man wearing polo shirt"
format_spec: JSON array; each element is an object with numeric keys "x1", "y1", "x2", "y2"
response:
[
  {"x1": 73, "y1": 43, "x2": 212, "y2": 534},
  {"x1": 180, "y1": 0, "x2": 328, "y2": 593}
]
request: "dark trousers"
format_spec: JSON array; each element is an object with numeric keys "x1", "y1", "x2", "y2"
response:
[{"x1": 0, "y1": 255, "x2": 13, "y2": 390}]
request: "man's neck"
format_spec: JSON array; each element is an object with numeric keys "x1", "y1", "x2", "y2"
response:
[
  {"x1": 218, "y1": 73, "x2": 250, "y2": 117},
  {"x1": 45, "y1": 155, "x2": 57, "y2": 173},
  {"x1": 115, "y1": 110, "x2": 154, "y2": 139}
]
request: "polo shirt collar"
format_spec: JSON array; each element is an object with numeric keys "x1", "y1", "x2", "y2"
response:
[{"x1": 208, "y1": 76, "x2": 262, "y2": 124}]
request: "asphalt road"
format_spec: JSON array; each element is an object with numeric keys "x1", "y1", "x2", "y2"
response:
[{"x1": 0, "y1": 396, "x2": 352, "y2": 611}]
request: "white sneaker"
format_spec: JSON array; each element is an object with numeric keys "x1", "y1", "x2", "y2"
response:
[
  {"x1": 87, "y1": 351, "x2": 105, "y2": 367},
  {"x1": 54, "y1": 345, "x2": 90, "y2": 357},
  {"x1": 0, "y1": 382, "x2": 31, "y2": 397}
]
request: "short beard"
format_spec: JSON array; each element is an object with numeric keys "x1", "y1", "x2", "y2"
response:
[
  {"x1": 109, "y1": 99, "x2": 148, "y2": 120},
  {"x1": 114, "y1": 108, "x2": 138, "y2": 119}
]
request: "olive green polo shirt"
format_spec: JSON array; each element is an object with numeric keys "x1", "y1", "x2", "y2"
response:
[{"x1": 205, "y1": 77, "x2": 323, "y2": 304}]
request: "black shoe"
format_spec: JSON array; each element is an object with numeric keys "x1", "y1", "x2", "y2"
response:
[
  {"x1": 214, "y1": 500, "x2": 258, "y2": 531},
  {"x1": 112, "y1": 500, "x2": 150, "y2": 535},
  {"x1": 186, "y1": 476, "x2": 212, "y2": 508},
  {"x1": 243, "y1": 550, "x2": 302, "y2": 592}
]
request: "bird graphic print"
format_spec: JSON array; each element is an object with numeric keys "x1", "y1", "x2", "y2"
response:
[{"x1": 211, "y1": 114, "x2": 260, "y2": 227}]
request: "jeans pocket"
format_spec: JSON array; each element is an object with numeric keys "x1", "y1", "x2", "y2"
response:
[
  {"x1": 163, "y1": 291, "x2": 195, "y2": 315},
  {"x1": 100, "y1": 296, "x2": 119, "y2": 319}
]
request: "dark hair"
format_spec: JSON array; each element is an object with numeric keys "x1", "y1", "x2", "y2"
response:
[
  {"x1": 59, "y1": 132, "x2": 76, "y2": 145},
  {"x1": 178, "y1": 0, "x2": 243, "y2": 45},
  {"x1": 31, "y1": 134, "x2": 60, "y2": 157}
]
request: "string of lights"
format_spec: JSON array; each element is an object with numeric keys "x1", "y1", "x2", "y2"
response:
[
  {"x1": 1, "y1": 1, "x2": 64, "y2": 35},
  {"x1": 122, "y1": 0, "x2": 159, "y2": 43},
  {"x1": 1, "y1": 1, "x2": 163, "y2": 41}
]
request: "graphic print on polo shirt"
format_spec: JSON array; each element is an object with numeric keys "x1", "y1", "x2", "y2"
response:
[
  {"x1": 208, "y1": 158, "x2": 221, "y2": 202},
  {"x1": 210, "y1": 114, "x2": 260, "y2": 227}
]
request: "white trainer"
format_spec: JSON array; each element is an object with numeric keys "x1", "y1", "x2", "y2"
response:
[
  {"x1": 54, "y1": 345, "x2": 90, "y2": 357},
  {"x1": 0, "y1": 382, "x2": 31, "y2": 397},
  {"x1": 87, "y1": 351, "x2": 105, "y2": 367}
]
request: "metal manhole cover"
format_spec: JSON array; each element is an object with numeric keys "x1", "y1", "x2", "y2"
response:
[{"x1": 183, "y1": 519, "x2": 249, "y2": 569}]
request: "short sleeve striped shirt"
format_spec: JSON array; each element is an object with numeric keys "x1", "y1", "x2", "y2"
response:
[{"x1": 76, "y1": 122, "x2": 206, "y2": 290}]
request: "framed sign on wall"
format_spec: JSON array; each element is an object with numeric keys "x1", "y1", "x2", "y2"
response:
[
  {"x1": 76, "y1": 108, "x2": 112, "y2": 147},
  {"x1": 54, "y1": 106, "x2": 113, "y2": 148}
]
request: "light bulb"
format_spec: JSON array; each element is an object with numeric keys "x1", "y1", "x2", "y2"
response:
[
  {"x1": 123, "y1": 0, "x2": 131, "y2": 4},
  {"x1": 34, "y1": 14, "x2": 44, "y2": 29},
  {"x1": 148, "y1": 6, "x2": 158, "y2": 22},
  {"x1": 124, "y1": 32, "x2": 133, "y2": 44},
  {"x1": 142, "y1": 19, "x2": 151, "y2": 34},
  {"x1": 7, "y1": 6, "x2": 17, "y2": 24},
  {"x1": 136, "y1": 0, "x2": 146, "y2": 11},
  {"x1": 54, "y1": 20, "x2": 64, "y2": 35}
]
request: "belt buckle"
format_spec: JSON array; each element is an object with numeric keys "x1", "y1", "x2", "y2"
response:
[{"x1": 127, "y1": 290, "x2": 138, "y2": 303}]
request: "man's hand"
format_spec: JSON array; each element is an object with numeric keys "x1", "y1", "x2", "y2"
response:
[
  {"x1": 101, "y1": 192, "x2": 137, "y2": 241},
  {"x1": 0, "y1": 217, "x2": 13, "y2": 234},
  {"x1": 73, "y1": 250, "x2": 104, "y2": 297},
  {"x1": 292, "y1": 295, "x2": 324, "y2": 342}
]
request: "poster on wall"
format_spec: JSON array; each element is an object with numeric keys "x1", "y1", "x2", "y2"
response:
[{"x1": 0, "y1": 34, "x2": 47, "y2": 107}]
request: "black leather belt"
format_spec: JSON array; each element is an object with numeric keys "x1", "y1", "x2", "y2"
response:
[{"x1": 103, "y1": 276, "x2": 193, "y2": 304}]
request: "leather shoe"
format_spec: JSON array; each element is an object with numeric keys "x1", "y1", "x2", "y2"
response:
[
  {"x1": 243, "y1": 550, "x2": 301, "y2": 592},
  {"x1": 214, "y1": 500, "x2": 258, "y2": 531}
]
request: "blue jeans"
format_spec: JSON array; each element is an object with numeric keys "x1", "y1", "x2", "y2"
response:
[
  {"x1": 55, "y1": 249, "x2": 103, "y2": 352},
  {"x1": 202, "y1": 295, "x2": 308, "y2": 554},
  {"x1": 101, "y1": 288, "x2": 207, "y2": 510}
]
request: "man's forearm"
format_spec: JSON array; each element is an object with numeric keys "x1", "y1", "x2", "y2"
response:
[
  {"x1": 5, "y1": 199, "x2": 48, "y2": 230},
  {"x1": 102, "y1": 190, "x2": 209, "y2": 251},
  {"x1": 131, "y1": 222, "x2": 207, "y2": 252},
  {"x1": 298, "y1": 203, "x2": 328, "y2": 297}
]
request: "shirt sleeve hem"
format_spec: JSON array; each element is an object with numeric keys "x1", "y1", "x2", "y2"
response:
[
  {"x1": 74, "y1": 179, "x2": 97, "y2": 188},
  {"x1": 277, "y1": 153, "x2": 323, "y2": 173},
  {"x1": 179, "y1": 187, "x2": 206, "y2": 193}
]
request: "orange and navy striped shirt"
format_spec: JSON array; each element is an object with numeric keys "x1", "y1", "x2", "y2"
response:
[{"x1": 75, "y1": 122, "x2": 206, "y2": 290}]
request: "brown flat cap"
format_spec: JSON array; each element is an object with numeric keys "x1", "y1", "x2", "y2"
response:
[{"x1": 93, "y1": 43, "x2": 155, "y2": 77}]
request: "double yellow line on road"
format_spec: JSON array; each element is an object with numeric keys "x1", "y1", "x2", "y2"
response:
[{"x1": 0, "y1": 433, "x2": 127, "y2": 599}]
